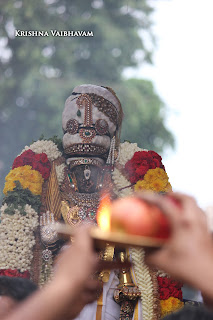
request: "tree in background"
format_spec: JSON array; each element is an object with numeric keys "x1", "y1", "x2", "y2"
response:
[
  {"x1": 117, "y1": 78, "x2": 174, "y2": 152},
  {"x1": 0, "y1": 0, "x2": 174, "y2": 198}
]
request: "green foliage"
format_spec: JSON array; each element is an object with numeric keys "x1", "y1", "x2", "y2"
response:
[
  {"x1": 2, "y1": 181, "x2": 41, "y2": 214},
  {"x1": 116, "y1": 79, "x2": 175, "y2": 152}
]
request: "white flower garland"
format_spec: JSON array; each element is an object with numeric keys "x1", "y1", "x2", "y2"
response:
[
  {"x1": 131, "y1": 248, "x2": 154, "y2": 320},
  {"x1": 118, "y1": 141, "x2": 142, "y2": 166},
  {"x1": 112, "y1": 168, "x2": 133, "y2": 197},
  {"x1": 112, "y1": 142, "x2": 143, "y2": 197},
  {"x1": 1, "y1": 139, "x2": 62, "y2": 276},
  {"x1": 113, "y1": 142, "x2": 154, "y2": 319},
  {"x1": 21, "y1": 140, "x2": 62, "y2": 161},
  {"x1": 0, "y1": 204, "x2": 39, "y2": 272}
]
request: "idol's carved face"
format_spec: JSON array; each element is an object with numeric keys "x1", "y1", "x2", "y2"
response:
[{"x1": 62, "y1": 85, "x2": 122, "y2": 159}]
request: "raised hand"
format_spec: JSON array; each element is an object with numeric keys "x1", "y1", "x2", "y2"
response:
[{"x1": 40, "y1": 211, "x2": 58, "y2": 245}]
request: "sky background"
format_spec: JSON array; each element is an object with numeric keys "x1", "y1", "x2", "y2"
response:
[{"x1": 126, "y1": 0, "x2": 213, "y2": 210}]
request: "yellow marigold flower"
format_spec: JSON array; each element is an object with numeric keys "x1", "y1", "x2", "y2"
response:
[
  {"x1": 134, "y1": 180, "x2": 147, "y2": 191},
  {"x1": 5, "y1": 166, "x2": 32, "y2": 181},
  {"x1": 27, "y1": 170, "x2": 42, "y2": 183},
  {"x1": 145, "y1": 168, "x2": 169, "y2": 181},
  {"x1": 140, "y1": 168, "x2": 171, "y2": 193},
  {"x1": 5, "y1": 171, "x2": 19, "y2": 182},
  {"x1": 134, "y1": 178, "x2": 171, "y2": 193},
  {"x1": 3, "y1": 166, "x2": 43, "y2": 195},
  {"x1": 160, "y1": 297, "x2": 184, "y2": 318},
  {"x1": 19, "y1": 165, "x2": 32, "y2": 173},
  {"x1": 143, "y1": 169, "x2": 156, "y2": 182},
  {"x1": 5, "y1": 171, "x2": 17, "y2": 181},
  {"x1": 4, "y1": 181, "x2": 15, "y2": 195},
  {"x1": 155, "y1": 168, "x2": 167, "y2": 179},
  {"x1": 3, "y1": 181, "x2": 16, "y2": 195},
  {"x1": 28, "y1": 183, "x2": 43, "y2": 195},
  {"x1": 20, "y1": 175, "x2": 43, "y2": 195},
  {"x1": 150, "y1": 178, "x2": 167, "y2": 192}
]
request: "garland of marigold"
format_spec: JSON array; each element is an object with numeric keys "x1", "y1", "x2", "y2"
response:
[
  {"x1": 113, "y1": 142, "x2": 156, "y2": 319},
  {"x1": 157, "y1": 276, "x2": 184, "y2": 318},
  {"x1": 113, "y1": 142, "x2": 183, "y2": 319},
  {"x1": 160, "y1": 297, "x2": 184, "y2": 318},
  {"x1": 0, "y1": 139, "x2": 62, "y2": 279}
]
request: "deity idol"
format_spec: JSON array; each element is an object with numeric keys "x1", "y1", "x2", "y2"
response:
[{"x1": 0, "y1": 84, "x2": 183, "y2": 319}]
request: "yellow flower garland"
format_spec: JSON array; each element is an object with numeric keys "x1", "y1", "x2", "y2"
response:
[
  {"x1": 134, "y1": 168, "x2": 172, "y2": 193},
  {"x1": 160, "y1": 297, "x2": 184, "y2": 318},
  {"x1": 3, "y1": 166, "x2": 44, "y2": 195}
]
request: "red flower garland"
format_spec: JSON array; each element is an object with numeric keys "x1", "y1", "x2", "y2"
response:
[
  {"x1": 12, "y1": 149, "x2": 51, "y2": 180},
  {"x1": 0, "y1": 269, "x2": 30, "y2": 279},
  {"x1": 125, "y1": 150, "x2": 165, "y2": 184},
  {"x1": 157, "y1": 276, "x2": 183, "y2": 300}
]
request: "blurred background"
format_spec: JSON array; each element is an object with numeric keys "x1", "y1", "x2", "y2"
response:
[{"x1": 0, "y1": 0, "x2": 212, "y2": 212}]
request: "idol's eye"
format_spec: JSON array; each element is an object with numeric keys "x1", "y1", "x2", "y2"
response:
[
  {"x1": 95, "y1": 119, "x2": 109, "y2": 135},
  {"x1": 66, "y1": 119, "x2": 79, "y2": 134}
]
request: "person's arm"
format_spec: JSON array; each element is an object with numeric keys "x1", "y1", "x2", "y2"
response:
[
  {"x1": 3, "y1": 226, "x2": 98, "y2": 320},
  {"x1": 110, "y1": 192, "x2": 213, "y2": 306},
  {"x1": 2, "y1": 225, "x2": 131, "y2": 320},
  {"x1": 138, "y1": 192, "x2": 213, "y2": 305}
]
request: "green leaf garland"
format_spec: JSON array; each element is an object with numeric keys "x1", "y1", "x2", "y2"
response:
[{"x1": 2, "y1": 181, "x2": 41, "y2": 215}]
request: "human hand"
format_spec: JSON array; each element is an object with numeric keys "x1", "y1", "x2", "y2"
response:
[
  {"x1": 54, "y1": 224, "x2": 131, "y2": 290},
  {"x1": 0, "y1": 226, "x2": 102, "y2": 320},
  {"x1": 53, "y1": 224, "x2": 131, "y2": 319},
  {"x1": 54, "y1": 224, "x2": 98, "y2": 290},
  {"x1": 136, "y1": 192, "x2": 213, "y2": 286}
]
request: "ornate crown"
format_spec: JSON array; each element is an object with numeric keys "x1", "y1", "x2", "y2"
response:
[{"x1": 62, "y1": 84, "x2": 123, "y2": 162}]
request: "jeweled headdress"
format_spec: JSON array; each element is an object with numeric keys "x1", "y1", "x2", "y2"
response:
[{"x1": 62, "y1": 84, "x2": 123, "y2": 162}]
